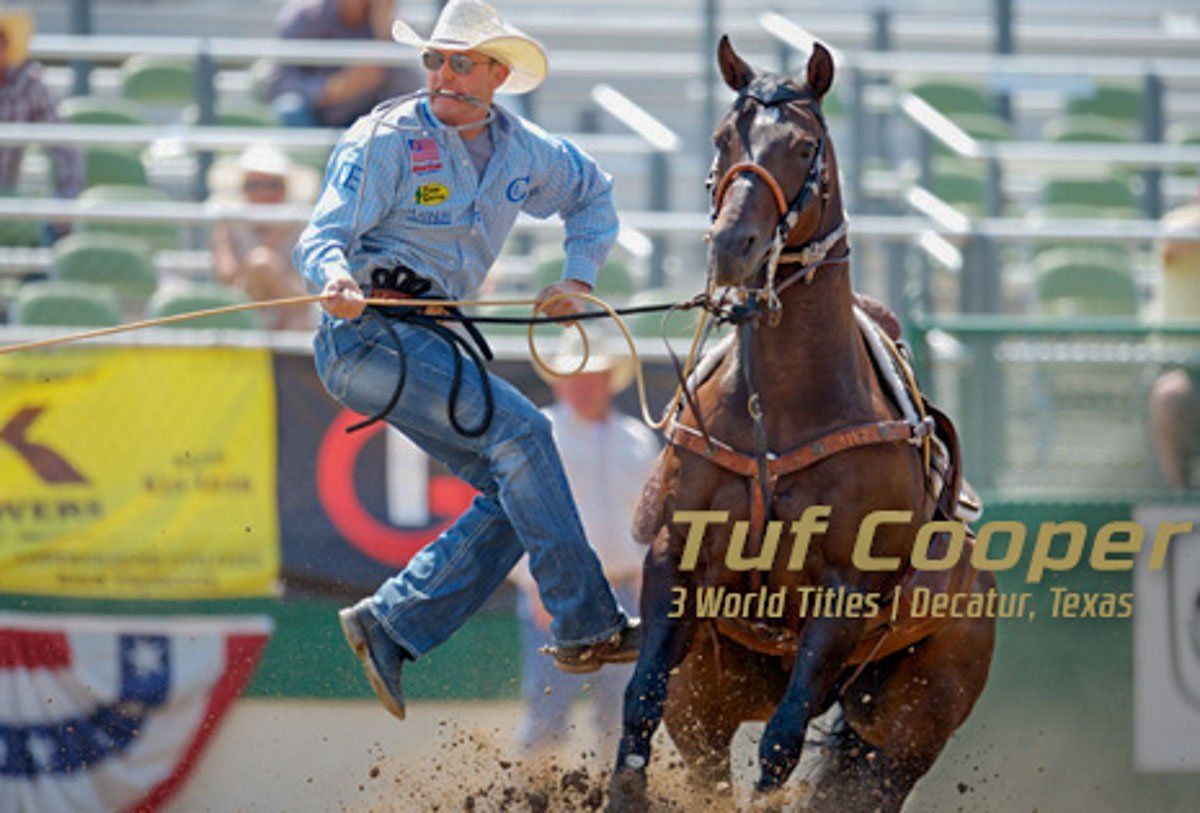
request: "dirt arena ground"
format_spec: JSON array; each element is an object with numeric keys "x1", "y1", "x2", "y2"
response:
[{"x1": 171, "y1": 696, "x2": 1198, "y2": 812}]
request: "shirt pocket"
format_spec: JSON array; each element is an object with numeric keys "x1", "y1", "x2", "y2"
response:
[{"x1": 317, "y1": 318, "x2": 373, "y2": 401}]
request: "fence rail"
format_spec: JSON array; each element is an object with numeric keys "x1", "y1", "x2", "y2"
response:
[{"x1": 0, "y1": 122, "x2": 655, "y2": 156}]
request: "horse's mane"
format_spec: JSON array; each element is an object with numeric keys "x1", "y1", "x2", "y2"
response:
[{"x1": 853, "y1": 293, "x2": 903, "y2": 342}]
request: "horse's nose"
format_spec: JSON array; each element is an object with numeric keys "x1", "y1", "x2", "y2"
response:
[{"x1": 710, "y1": 225, "x2": 762, "y2": 283}]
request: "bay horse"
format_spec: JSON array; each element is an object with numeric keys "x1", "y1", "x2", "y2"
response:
[{"x1": 607, "y1": 37, "x2": 995, "y2": 811}]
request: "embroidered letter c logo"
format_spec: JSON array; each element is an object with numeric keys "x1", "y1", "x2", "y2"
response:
[{"x1": 506, "y1": 177, "x2": 530, "y2": 203}]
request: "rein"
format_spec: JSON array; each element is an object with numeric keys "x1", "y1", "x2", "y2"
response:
[
  {"x1": 350, "y1": 279, "x2": 707, "y2": 437},
  {"x1": 0, "y1": 288, "x2": 712, "y2": 440}
]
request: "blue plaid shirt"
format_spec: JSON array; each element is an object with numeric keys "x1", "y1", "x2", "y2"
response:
[{"x1": 294, "y1": 98, "x2": 619, "y2": 299}]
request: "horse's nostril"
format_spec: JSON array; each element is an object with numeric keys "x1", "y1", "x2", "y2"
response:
[{"x1": 742, "y1": 235, "x2": 756, "y2": 254}]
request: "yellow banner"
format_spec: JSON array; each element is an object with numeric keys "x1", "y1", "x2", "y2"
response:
[{"x1": 0, "y1": 347, "x2": 278, "y2": 598}]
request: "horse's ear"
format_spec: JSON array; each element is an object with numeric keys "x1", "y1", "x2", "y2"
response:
[
  {"x1": 806, "y1": 42, "x2": 835, "y2": 100},
  {"x1": 718, "y1": 35, "x2": 754, "y2": 92}
]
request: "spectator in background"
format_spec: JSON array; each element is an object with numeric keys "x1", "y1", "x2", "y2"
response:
[
  {"x1": 511, "y1": 332, "x2": 659, "y2": 758},
  {"x1": 0, "y1": 8, "x2": 83, "y2": 239},
  {"x1": 267, "y1": 0, "x2": 421, "y2": 127},
  {"x1": 209, "y1": 145, "x2": 317, "y2": 330},
  {"x1": 1149, "y1": 189, "x2": 1200, "y2": 490}
]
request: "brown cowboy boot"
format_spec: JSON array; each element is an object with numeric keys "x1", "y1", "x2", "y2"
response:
[{"x1": 543, "y1": 618, "x2": 642, "y2": 674}]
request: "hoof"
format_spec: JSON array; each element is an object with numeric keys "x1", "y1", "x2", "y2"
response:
[
  {"x1": 748, "y1": 786, "x2": 789, "y2": 813},
  {"x1": 607, "y1": 767, "x2": 649, "y2": 813}
]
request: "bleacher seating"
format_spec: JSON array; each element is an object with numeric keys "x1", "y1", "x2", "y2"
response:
[
  {"x1": 1044, "y1": 114, "x2": 1136, "y2": 143},
  {"x1": 1036, "y1": 255, "x2": 1140, "y2": 317},
  {"x1": 83, "y1": 146, "x2": 149, "y2": 188},
  {"x1": 13, "y1": 281, "x2": 121, "y2": 327},
  {"x1": 60, "y1": 95, "x2": 144, "y2": 125},
  {"x1": 1065, "y1": 82, "x2": 1142, "y2": 123},
  {"x1": 52, "y1": 232, "x2": 157, "y2": 300},
  {"x1": 78, "y1": 184, "x2": 183, "y2": 250},
  {"x1": 120, "y1": 55, "x2": 195, "y2": 106},
  {"x1": 146, "y1": 283, "x2": 260, "y2": 330},
  {"x1": 181, "y1": 103, "x2": 275, "y2": 128},
  {"x1": 1039, "y1": 178, "x2": 1140, "y2": 217},
  {"x1": 907, "y1": 79, "x2": 992, "y2": 118}
]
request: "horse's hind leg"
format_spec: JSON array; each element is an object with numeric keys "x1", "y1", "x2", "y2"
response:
[
  {"x1": 804, "y1": 712, "x2": 919, "y2": 813},
  {"x1": 662, "y1": 635, "x2": 739, "y2": 792},
  {"x1": 664, "y1": 633, "x2": 791, "y2": 796},
  {"x1": 820, "y1": 592, "x2": 996, "y2": 811},
  {"x1": 608, "y1": 542, "x2": 697, "y2": 812}
]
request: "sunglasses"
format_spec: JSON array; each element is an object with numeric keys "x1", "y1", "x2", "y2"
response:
[{"x1": 421, "y1": 50, "x2": 495, "y2": 76}]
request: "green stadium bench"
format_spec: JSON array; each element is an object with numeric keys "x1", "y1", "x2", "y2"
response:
[
  {"x1": 78, "y1": 184, "x2": 182, "y2": 251},
  {"x1": 1037, "y1": 261, "x2": 1139, "y2": 317},
  {"x1": 14, "y1": 281, "x2": 121, "y2": 327},
  {"x1": 84, "y1": 146, "x2": 149, "y2": 188},
  {"x1": 1044, "y1": 115, "x2": 1136, "y2": 144},
  {"x1": 182, "y1": 103, "x2": 275, "y2": 128},
  {"x1": 1040, "y1": 178, "x2": 1139, "y2": 214},
  {"x1": 120, "y1": 56, "x2": 195, "y2": 105},
  {"x1": 146, "y1": 284, "x2": 261, "y2": 330},
  {"x1": 1066, "y1": 83, "x2": 1141, "y2": 123},
  {"x1": 0, "y1": 190, "x2": 43, "y2": 247},
  {"x1": 908, "y1": 79, "x2": 991, "y2": 117},
  {"x1": 929, "y1": 169, "x2": 987, "y2": 217},
  {"x1": 927, "y1": 112, "x2": 1012, "y2": 158},
  {"x1": 52, "y1": 233, "x2": 157, "y2": 299},
  {"x1": 60, "y1": 96, "x2": 144, "y2": 125}
]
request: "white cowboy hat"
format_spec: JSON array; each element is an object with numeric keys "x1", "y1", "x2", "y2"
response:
[
  {"x1": 534, "y1": 327, "x2": 636, "y2": 395},
  {"x1": 391, "y1": 0, "x2": 548, "y2": 95},
  {"x1": 207, "y1": 144, "x2": 319, "y2": 205}
]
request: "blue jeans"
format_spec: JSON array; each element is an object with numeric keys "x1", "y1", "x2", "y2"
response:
[
  {"x1": 517, "y1": 580, "x2": 638, "y2": 756},
  {"x1": 271, "y1": 92, "x2": 318, "y2": 128},
  {"x1": 313, "y1": 312, "x2": 628, "y2": 654}
]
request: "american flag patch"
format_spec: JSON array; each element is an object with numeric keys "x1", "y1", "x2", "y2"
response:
[{"x1": 408, "y1": 138, "x2": 443, "y2": 173}]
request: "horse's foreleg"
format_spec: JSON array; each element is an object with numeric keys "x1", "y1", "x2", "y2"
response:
[
  {"x1": 608, "y1": 547, "x2": 696, "y2": 813},
  {"x1": 755, "y1": 602, "x2": 865, "y2": 796}
]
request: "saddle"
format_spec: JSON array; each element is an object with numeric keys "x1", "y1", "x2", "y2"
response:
[{"x1": 633, "y1": 296, "x2": 981, "y2": 667}]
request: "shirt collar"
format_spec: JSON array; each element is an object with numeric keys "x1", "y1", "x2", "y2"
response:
[{"x1": 416, "y1": 97, "x2": 510, "y2": 140}]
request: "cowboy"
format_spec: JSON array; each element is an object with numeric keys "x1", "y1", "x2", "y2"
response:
[{"x1": 294, "y1": 0, "x2": 641, "y2": 722}]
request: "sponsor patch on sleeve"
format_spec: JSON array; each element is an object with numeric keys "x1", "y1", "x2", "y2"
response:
[{"x1": 336, "y1": 163, "x2": 363, "y2": 192}]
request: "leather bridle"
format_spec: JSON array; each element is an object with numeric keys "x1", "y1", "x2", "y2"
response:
[{"x1": 706, "y1": 79, "x2": 848, "y2": 326}]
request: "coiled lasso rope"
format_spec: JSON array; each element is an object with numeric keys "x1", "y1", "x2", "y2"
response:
[{"x1": 0, "y1": 289, "x2": 712, "y2": 433}]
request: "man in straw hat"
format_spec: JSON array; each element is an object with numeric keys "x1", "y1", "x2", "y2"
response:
[
  {"x1": 294, "y1": 1, "x2": 640, "y2": 721},
  {"x1": 513, "y1": 330, "x2": 658, "y2": 757},
  {"x1": 211, "y1": 144, "x2": 317, "y2": 330}
]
